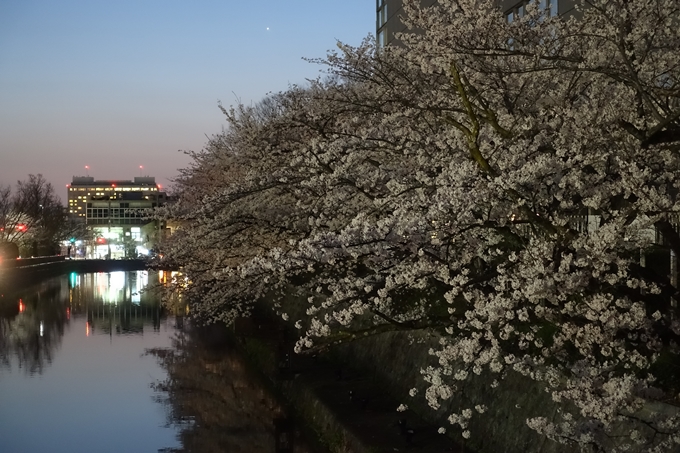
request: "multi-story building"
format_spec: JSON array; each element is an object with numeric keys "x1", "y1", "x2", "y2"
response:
[
  {"x1": 377, "y1": 0, "x2": 574, "y2": 47},
  {"x1": 67, "y1": 176, "x2": 167, "y2": 259}
]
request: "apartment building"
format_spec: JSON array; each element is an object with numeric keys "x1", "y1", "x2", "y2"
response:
[{"x1": 377, "y1": 0, "x2": 575, "y2": 47}]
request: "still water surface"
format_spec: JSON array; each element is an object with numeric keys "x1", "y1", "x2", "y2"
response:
[
  {"x1": 0, "y1": 271, "x2": 180, "y2": 453},
  {"x1": 0, "y1": 271, "x2": 317, "y2": 453}
]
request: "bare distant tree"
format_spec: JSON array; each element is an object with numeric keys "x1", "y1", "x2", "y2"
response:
[{"x1": 0, "y1": 174, "x2": 66, "y2": 256}]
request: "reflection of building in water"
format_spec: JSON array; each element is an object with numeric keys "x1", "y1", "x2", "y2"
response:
[
  {"x1": 90, "y1": 271, "x2": 149, "y2": 304},
  {"x1": 86, "y1": 303, "x2": 162, "y2": 335},
  {"x1": 157, "y1": 270, "x2": 190, "y2": 318},
  {"x1": 0, "y1": 270, "x2": 170, "y2": 375},
  {"x1": 69, "y1": 271, "x2": 152, "y2": 305},
  {"x1": 68, "y1": 270, "x2": 166, "y2": 335}
]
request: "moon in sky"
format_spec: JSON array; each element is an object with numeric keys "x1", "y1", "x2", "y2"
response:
[{"x1": 266, "y1": 27, "x2": 270, "y2": 30}]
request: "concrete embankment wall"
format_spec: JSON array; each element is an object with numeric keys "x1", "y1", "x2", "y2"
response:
[
  {"x1": 332, "y1": 331, "x2": 563, "y2": 453},
  {"x1": 274, "y1": 289, "x2": 680, "y2": 453},
  {"x1": 233, "y1": 309, "x2": 464, "y2": 453},
  {"x1": 273, "y1": 289, "x2": 568, "y2": 453}
]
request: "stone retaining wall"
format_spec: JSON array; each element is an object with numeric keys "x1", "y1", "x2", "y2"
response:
[
  {"x1": 268, "y1": 288, "x2": 675, "y2": 453},
  {"x1": 267, "y1": 289, "x2": 566, "y2": 452},
  {"x1": 331, "y1": 330, "x2": 564, "y2": 453}
]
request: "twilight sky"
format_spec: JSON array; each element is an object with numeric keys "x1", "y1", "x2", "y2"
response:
[{"x1": 0, "y1": 0, "x2": 374, "y2": 200}]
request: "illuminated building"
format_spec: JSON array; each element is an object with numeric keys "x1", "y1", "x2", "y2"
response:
[{"x1": 66, "y1": 176, "x2": 167, "y2": 259}]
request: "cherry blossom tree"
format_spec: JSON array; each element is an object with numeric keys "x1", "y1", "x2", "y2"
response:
[{"x1": 165, "y1": 0, "x2": 680, "y2": 450}]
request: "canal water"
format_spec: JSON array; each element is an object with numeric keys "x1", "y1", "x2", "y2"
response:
[{"x1": 0, "y1": 271, "x2": 315, "y2": 453}]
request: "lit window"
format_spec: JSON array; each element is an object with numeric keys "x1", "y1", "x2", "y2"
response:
[{"x1": 507, "y1": 0, "x2": 558, "y2": 18}]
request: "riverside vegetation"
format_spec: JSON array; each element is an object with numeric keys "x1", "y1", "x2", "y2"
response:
[{"x1": 160, "y1": 1, "x2": 680, "y2": 451}]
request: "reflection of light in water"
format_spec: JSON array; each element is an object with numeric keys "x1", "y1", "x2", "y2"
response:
[
  {"x1": 94, "y1": 272, "x2": 127, "y2": 304},
  {"x1": 19, "y1": 300, "x2": 25, "y2": 313},
  {"x1": 110, "y1": 272, "x2": 125, "y2": 293},
  {"x1": 131, "y1": 271, "x2": 147, "y2": 304},
  {"x1": 159, "y1": 270, "x2": 186, "y2": 286},
  {"x1": 88, "y1": 270, "x2": 152, "y2": 304},
  {"x1": 86, "y1": 322, "x2": 90, "y2": 336},
  {"x1": 69, "y1": 272, "x2": 78, "y2": 288},
  {"x1": 40, "y1": 321, "x2": 44, "y2": 337},
  {"x1": 132, "y1": 272, "x2": 139, "y2": 296}
]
